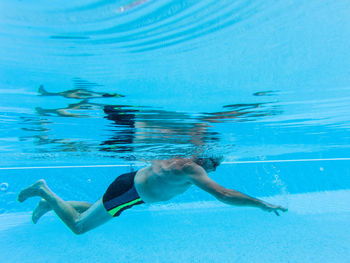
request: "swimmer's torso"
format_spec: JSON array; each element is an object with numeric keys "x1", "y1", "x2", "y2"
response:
[{"x1": 134, "y1": 159, "x2": 194, "y2": 203}]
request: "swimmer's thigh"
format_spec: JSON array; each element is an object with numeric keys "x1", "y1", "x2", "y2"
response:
[{"x1": 76, "y1": 199, "x2": 112, "y2": 233}]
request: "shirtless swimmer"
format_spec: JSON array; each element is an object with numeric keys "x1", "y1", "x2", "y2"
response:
[{"x1": 18, "y1": 157, "x2": 287, "y2": 235}]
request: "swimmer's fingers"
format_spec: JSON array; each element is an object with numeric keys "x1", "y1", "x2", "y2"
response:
[
  {"x1": 267, "y1": 207, "x2": 280, "y2": 216},
  {"x1": 274, "y1": 206, "x2": 288, "y2": 216},
  {"x1": 277, "y1": 206, "x2": 288, "y2": 213},
  {"x1": 263, "y1": 204, "x2": 287, "y2": 216}
]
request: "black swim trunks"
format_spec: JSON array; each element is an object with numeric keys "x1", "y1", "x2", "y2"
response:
[{"x1": 102, "y1": 171, "x2": 144, "y2": 217}]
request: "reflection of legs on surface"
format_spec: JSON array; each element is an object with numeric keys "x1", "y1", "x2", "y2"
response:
[
  {"x1": 18, "y1": 180, "x2": 112, "y2": 235},
  {"x1": 33, "y1": 199, "x2": 92, "y2": 224}
]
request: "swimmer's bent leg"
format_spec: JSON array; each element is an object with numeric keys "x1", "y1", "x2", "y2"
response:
[
  {"x1": 18, "y1": 180, "x2": 112, "y2": 235},
  {"x1": 33, "y1": 199, "x2": 93, "y2": 224}
]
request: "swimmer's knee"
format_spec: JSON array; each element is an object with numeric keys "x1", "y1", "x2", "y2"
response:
[
  {"x1": 72, "y1": 228, "x2": 85, "y2": 235},
  {"x1": 71, "y1": 220, "x2": 87, "y2": 235},
  {"x1": 71, "y1": 226, "x2": 87, "y2": 235}
]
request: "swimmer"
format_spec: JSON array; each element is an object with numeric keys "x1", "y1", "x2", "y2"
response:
[
  {"x1": 18, "y1": 157, "x2": 287, "y2": 235},
  {"x1": 38, "y1": 85, "x2": 124, "y2": 99}
]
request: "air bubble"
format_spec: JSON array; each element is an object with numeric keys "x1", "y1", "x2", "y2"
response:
[
  {"x1": 320, "y1": 167, "x2": 324, "y2": 172},
  {"x1": 0, "y1": 182, "x2": 9, "y2": 192}
]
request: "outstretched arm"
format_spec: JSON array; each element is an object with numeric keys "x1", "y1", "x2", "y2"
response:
[{"x1": 186, "y1": 165, "x2": 287, "y2": 216}]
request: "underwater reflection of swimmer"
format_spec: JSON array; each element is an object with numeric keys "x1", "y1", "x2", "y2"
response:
[
  {"x1": 100, "y1": 106, "x2": 220, "y2": 153},
  {"x1": 201, "y1": 91, "x2": 281, "y2": 123},
  {"x1": 201, "y1": 102, "x2": 282, "y2": 123},
  {"x1": 36, "y1": 80, "x2": 125, "y2": 117},
  {"x1": 30, "y1": 91, "x2": 282, "y2": 155},
  {"x1": 103, "y1": 105, "x2": 139, "y2": 127},
  {"x1": 102, "y1": 98, "x2": 281, "y2": 152},
  {"x1": 38, "y1": 85, "x2": 124, "y2": 100},
  {"x1": 253, "y1": 90, "x2": 279, "y2": 97},
  {"x1": 100, "y1": 105, "x2": 139, "y2": 153},
  {"x1": 26, "y1": 135, "x2": 94, "y2": 152},
  {"x1": 35, "y1": 100, "x2": 103, "y2": 118},
  {"x1": 18, "y1": 157, "x2": 287, "y2": 235}
]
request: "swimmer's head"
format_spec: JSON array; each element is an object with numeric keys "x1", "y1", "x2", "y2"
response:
[{"x1": 193, "y1": 155, "x2": 224, "y2": 172}]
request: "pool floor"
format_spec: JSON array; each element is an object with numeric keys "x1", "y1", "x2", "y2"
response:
[{"x1": 1, "y1": 191, "x2": 349, "y2": 263}]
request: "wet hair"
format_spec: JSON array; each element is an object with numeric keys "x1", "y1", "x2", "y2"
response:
[
  {"x1": 193, "y1": 155, "x2": 224, "y2": 169},
  {"x1": 209, "y1": 156, "x2": 224, "y2": 167}
]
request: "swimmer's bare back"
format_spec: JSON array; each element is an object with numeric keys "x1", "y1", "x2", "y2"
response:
[
  {"x1": 134, "y1": 158, "x2": 287, "y2": 216},
  {"x1": 134, "y1": 159, "x2": 194, "y2": 203}
]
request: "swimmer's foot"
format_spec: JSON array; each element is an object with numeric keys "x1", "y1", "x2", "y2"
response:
[
  {"x1": 32, "y1": 199, "x2": 52, "y2": 224},
  {"x1": 18, "y1": 179, "x2": 47, "y2": 203}
]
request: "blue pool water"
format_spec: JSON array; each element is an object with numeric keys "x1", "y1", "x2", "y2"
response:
[
  {"x1": 1, "y1": 162, "x2": 350, "y2": 262},
  {"x1": 1, "y1": 0, "x2": 350, "y2": 262}
]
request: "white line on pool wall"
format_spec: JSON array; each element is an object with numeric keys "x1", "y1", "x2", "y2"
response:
[
  {"x1": 0, "y1": 157, "x2": 349, "y2": 170},
  {"x1": 0, "y1": 164, "x2": 133, "y2": 170},
  {"x1": 222, "y1": 157, "x2": 350, "y2": 164}
]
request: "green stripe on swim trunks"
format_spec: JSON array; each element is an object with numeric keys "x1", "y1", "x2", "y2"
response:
[{"x1": 108, "y1": 198, "x2": 142, "y2": 216}]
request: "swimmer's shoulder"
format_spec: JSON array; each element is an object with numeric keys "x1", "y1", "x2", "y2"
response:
[{"x1": 182, "y1": 160, "x2": 203, "y2": 174}]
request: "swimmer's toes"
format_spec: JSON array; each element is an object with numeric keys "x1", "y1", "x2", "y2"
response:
[
  {"x1": 17, "y1": 180, "x2": 46, "y2": 203},
  {"x1": 32, "y1": 199, "x2": 50, "y2": 224},
  {"x1": 32, "y1": 211, "x2": 41, "y2": 224},
  {"x1": 18, "y1": 189, "x2": 32, "y2": 203},
  {"x1": 17, "y1": 189, "x2": 29, "y2": 202},
  {"x1": 17, "y1": 192, "x2": 25, "y2": 203}
]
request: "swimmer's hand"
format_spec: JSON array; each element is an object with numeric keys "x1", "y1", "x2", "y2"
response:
[{"x1": 260, "y1": 203, "x2": 288, "y2": 216}]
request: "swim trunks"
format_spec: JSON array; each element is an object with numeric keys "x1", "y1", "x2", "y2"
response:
[{"x1": 102, "y1": 171, "x2": 144, "y2": 217}]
